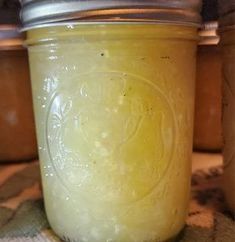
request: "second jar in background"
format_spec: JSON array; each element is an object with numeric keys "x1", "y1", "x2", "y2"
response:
[
  {"x1": 194, "y1": 21, "x2": 222, "y2": 152},
  {"x1": 0, "y1": 25, "x2": 37, "y2": 161}
]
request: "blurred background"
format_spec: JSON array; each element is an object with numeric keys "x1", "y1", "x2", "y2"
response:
[{"x1": 0, "y1": 0, "x2": 37, "y2": 162}]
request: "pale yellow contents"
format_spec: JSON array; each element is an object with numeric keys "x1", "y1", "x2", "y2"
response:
[{"x1": 27, "y1": 24, "x2": 197, "y2": 242}]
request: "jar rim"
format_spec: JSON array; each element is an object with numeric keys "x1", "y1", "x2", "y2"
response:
[
  {"x1": 199, "y1": 21, "x2": 220, "y2": 45},
  {"x1": 20, "y1": 0, "x2": 202, "y2": 30}
]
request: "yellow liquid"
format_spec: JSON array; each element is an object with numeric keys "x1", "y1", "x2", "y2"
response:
[{"x1": 27, "y1": 24, "x2": 197, "y2": 242}]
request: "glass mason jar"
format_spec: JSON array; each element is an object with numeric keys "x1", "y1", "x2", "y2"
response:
[
  {"x1": 0, "y1": 25, "x2": 37, "y2": 161},
  {"x1": 21, "y1": 1, "x2": 201, "y2": 241},
  {"x1": 219, "y1": 0, "x2": 235, "y2": 212},
  {"x1": 194, "y1": 22, "x2": 222, "y2": 152}
]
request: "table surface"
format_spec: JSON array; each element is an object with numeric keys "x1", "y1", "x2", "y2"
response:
[{"x1": 0, "y1": 152, "x2": 234, "y2": 242}]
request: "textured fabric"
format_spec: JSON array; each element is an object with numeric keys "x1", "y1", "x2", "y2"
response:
[{"x1": 0, "y1": 153, "x2": 235, "y2": 242}]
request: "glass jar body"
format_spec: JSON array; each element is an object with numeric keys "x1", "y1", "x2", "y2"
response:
[{"x1": 27, "y1": 24, "x2": 198, "y2": 242}]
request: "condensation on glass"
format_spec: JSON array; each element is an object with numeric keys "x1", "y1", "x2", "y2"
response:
[
  {"x1": 0, "y1": 25, "x2": 37, "y2": 161},
  {"x1": 219, "y1": 0, "x2": 235, "y2": 213},
  {"x1": 194, "y1": 21, "x2": 222, "y2": 152},
  {"x1": 21, "y1": 1, "x2": 201, "y2": 241}
]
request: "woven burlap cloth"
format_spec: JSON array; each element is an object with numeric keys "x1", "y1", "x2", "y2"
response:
[{"x1": 0, "y1": 152, "x2": 234, "y2": 242}]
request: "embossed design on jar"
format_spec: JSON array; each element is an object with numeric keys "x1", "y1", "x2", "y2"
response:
[{"x1": 46, "y1": 72, "x2": 177, "y2": 204}]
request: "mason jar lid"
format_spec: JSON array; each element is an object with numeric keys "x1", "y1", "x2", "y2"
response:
[
  {"x1": 21, "y1": 0, "x2": 202, "y2": 30},
  {"x1": 0, "y1": 25, "x2": 23, "y2": 50},
  {"x1": 219, "y1": 0, "x2": 235, "y2": 29},
  {"x1": 199, "y1": 21, "x2": 219, "y2": 45}
]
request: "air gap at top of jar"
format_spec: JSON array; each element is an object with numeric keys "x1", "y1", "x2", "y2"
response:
[
  {"x1": 219, "y1": 0, "x2": 235, "y2": 213},
  {"x1": 21, "y1": 1, "x2": 201, "y2": 242}
]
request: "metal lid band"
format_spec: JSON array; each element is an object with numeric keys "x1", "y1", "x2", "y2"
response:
[{"x1": 21, "y1": 0, "x2": 202, "y2": 30}]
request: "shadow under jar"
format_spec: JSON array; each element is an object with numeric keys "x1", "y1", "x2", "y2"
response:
[
  {"x1": 21, "y1": 1, "x2": 201, "y2": 241},
  {"x1": 219, "y1": 0, "x2": 235, "y2": 212},
  {"x1": 193, "y1": 21, "x2": 222, "y2": 152},
  {"x1": 0, "y1": 25, "x2": 37, "y2": 161}
]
